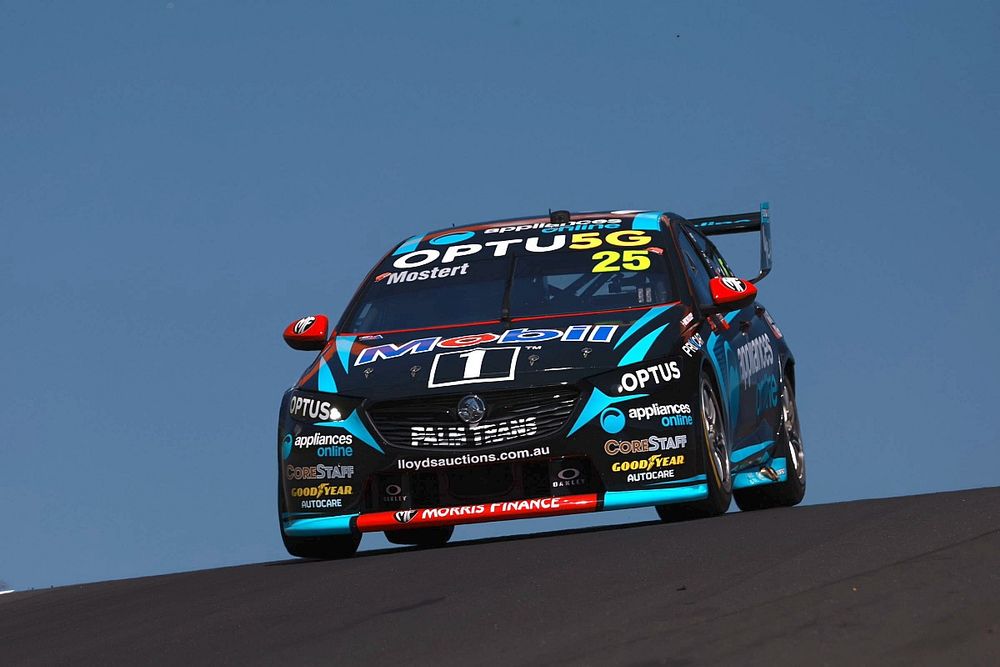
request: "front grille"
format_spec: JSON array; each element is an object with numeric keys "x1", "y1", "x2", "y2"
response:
[
  {"x1": 365, "y1": 457, "x2": 601, "y2": 511},
  {"x1": 367, "y1": 386, "x2": 579, "y2": 449}
]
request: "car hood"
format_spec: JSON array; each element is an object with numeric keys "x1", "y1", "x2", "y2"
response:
[{"x1": 297, "y1": 304, "x2": 688, "y2": 400}]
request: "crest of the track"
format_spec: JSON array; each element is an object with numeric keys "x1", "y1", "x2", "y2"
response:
[{"x1": 1, "y1": 487, "x2": 998, "y2": 665}]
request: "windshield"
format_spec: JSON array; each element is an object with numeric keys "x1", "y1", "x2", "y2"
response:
[{"x1": 343, "y1": 233, "x2": 677, "y2": 333}]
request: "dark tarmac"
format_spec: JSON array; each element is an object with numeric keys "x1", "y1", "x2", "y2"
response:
[{"x1": 2, "y1": 487, "x2": 998, "y2": 665}]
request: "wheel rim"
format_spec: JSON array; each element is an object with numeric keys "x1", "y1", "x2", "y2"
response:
[
  {"x1": 701, "y1": 379, "x2": 731, "y2": 492},
  {"x1": 782, "y1": 385, "x2": 805, "y2": 482}
]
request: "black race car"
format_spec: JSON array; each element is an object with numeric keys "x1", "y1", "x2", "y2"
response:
[{"x1": 278, "y1": 205, "x2": 804, "y2": 558}]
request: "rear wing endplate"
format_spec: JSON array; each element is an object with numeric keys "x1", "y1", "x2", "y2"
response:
[{"x1": 687, "y1": 202, "x2": 772, "y2": 283}]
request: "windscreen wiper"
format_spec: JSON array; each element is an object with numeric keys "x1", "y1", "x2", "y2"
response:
[{"x1": 500, "y1": 256, "x2": 518, "y2": 324}]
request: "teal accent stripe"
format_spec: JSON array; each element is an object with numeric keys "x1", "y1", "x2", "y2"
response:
[
  {"x1": 335, "y1": 336, "x2": 356, "y2": 373},
  {"x1": 731, "y1": 440, "x2": 774, "y2": 463},
  {"x1": 614, "y1": 305, "x2": 673, "y2": 349},
  {"x1": 392, "y1": 234, "x2": 424, "y2": 256},
  {"x1": 283, "y1": 514, "x2": 357, "y2": 536},
  {"x1": 603, "y1": 484, "x2": 708, "y2": 510},
  {"x1": 317, "y1": 359, "x2": 337, "y2": 393},
  {"x1": 631, "y1": 211, "x2": 663, "y2": 230},
  {"x1": 618, "y1": 324, "x2": 668, "y2": 367},
  {"x1": 567, "y1": 387, "x2": 646, "y2": 436},
  {"x1": 316, "y1": 409, "x2": 384, "y2": 453},
  {"x1": 732, "y1": 457, "x2": 788, "y2": 489}
]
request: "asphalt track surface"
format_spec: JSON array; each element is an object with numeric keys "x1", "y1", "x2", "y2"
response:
[{"x1": 2, "y1": 487, "x2": 999, "y2": 666}]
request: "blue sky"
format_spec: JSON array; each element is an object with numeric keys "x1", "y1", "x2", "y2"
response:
[{"x1": 2, "y1": 1, "x2": 997, "y2": 589}]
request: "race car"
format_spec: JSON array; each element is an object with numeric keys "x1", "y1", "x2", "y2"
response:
[{"x1": 277, "y1": 205, "x2": 805, "y2": 558}]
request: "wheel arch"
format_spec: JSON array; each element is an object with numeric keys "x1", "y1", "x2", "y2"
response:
[{"x1": 782, "y1": 354, "x2": 796, "y2": 391}]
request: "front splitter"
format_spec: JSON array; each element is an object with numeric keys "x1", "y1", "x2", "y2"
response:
[{"x1": 282, "y1": 482, "x2": 709, "y2": 537}]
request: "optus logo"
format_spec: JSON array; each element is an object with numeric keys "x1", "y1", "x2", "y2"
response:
[{"x1": 600, "y1": 407, "x2": 625, "y2": 434}]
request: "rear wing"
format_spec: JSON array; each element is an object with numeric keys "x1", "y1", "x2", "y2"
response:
[{"x1": 687, "y1": 202, "x2": 772, "y2": 283}]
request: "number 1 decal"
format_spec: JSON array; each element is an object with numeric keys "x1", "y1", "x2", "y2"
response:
[
  {"x1": 428, "y1": 347, "x2": 521, "y2": 388},
  {"x1": 458, "y1": 348, "x2": 486, "y2": 379}
]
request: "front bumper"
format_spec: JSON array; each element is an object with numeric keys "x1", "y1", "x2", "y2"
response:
[{"x1": 283, "y1": 483, "x2": 710, "y2": 537}]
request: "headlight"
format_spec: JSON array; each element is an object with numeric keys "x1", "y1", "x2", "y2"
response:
[{"x1": 286, "y1": 389, "x2": 363, "y2": 423}]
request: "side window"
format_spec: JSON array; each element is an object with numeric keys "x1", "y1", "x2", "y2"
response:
[
  {"x1": 677, "y1": 232, "x2": 713, "y2": 306},
  {"x1": 687, "y1": 228, "x2": 735, "y2": 278}
]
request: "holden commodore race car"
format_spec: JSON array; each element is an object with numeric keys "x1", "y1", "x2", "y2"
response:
[{"x1": 277, "y1": 204, "x2": 804, "y2": 558}]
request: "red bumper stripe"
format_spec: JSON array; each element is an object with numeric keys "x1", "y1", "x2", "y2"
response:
[{"x1": 355, "y1": 494, "x2": 600, "y2": 532}]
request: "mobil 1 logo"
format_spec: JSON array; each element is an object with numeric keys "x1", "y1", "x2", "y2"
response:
[{"x1": 428, "y1": 347, "x2": 521, "y2": 388}]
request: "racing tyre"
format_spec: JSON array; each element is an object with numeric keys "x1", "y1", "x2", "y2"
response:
[
  {"x1": 278, "y1": 481, "x2": 361, "y2": 558},
  {"x1": 656, "y1": 367, "x2": 732, "y2": 522},
  {"x1": 282, "y1": 532, "x2": 361, "y2": 559},
  {"x1": 734, "y1": 381, "x2": 806, "y2": 511},
  {"x1": 384, "y1": 526, "x2": 454, "y2": 548}
]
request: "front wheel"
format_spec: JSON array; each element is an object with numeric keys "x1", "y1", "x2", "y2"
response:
[
  {"x1": 282, "y1": 532, "x2": 361, "y2": 559},
  {"x1": 734, "y1": 381, "x2": 806, "y2": 511},
  {"x1": 656, "y1": 368, "x2": 732, "y2": 522},
  {"x1": 279, "y1": 479, "x2": 361, "y2": 559}
]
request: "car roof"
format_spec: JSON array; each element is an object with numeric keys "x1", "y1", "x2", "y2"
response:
[{"x1": 410, "y1": 209, "x2": 684, "y2": 242}]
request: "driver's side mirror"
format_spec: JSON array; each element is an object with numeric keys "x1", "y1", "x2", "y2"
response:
[
  {"x1": 283, "y1": 315, "x2": 330, "y2": 351},
  {"x1": 709, "y1": 276, "x2": 757, "y2": 311}
]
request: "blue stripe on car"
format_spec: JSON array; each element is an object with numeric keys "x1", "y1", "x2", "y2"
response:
[
  {"x1": 731, "y1": 440, "x2": 774, "y2": 463},
  {"x1": 392, "y1": 234, "x2": 424, "y2": 255},
  {"x1": 567, "y1": 387, "x2": 647, "y2": 436},
  {"x1": 315, "y1": 409, "x2": 384, "y2": 453},
  {"x1": 603, "y1": 484, "x2": 708, "y2": 509},
  {"x1": 336, "y1": 336, "x2": 356, "y2": 373},
  {"x1": 317, "y1": 359, "x2": 337, "y2": 393},
  {"x1": 614, "y1": 304, "x2": 673, "y2": 349},
  {"x1": 283, "y1": 514, "x2": 357, "y2": 536},
  {"x1": 618, "y1": 323, "x2": 668, "y2": 367},
  {"x1": 631, "y1": 211, "x2": 663, "y2": 230}
]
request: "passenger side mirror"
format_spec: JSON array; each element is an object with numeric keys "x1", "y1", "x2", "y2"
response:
[
  {"x1": 283, "y1": 315, "x2": 330, "y2": 351},
  {"x1": 709, "y1": 276, "x2": 757, "y2": 311}
]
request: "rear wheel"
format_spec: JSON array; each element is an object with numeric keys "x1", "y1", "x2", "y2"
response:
[
  {"x1": 734, "y1": 381, "x2": 806, "y2": 511},
  {"x1": 384, "y1": 526, "x2": 454, "y2": 548},
  {"x1": 656, "y1": 368, "x2": 732, "y2": 522}
]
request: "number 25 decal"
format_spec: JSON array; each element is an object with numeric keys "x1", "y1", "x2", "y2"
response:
[{"x1": 591, "y1": 250, "x2": 651, "y2": 273}]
